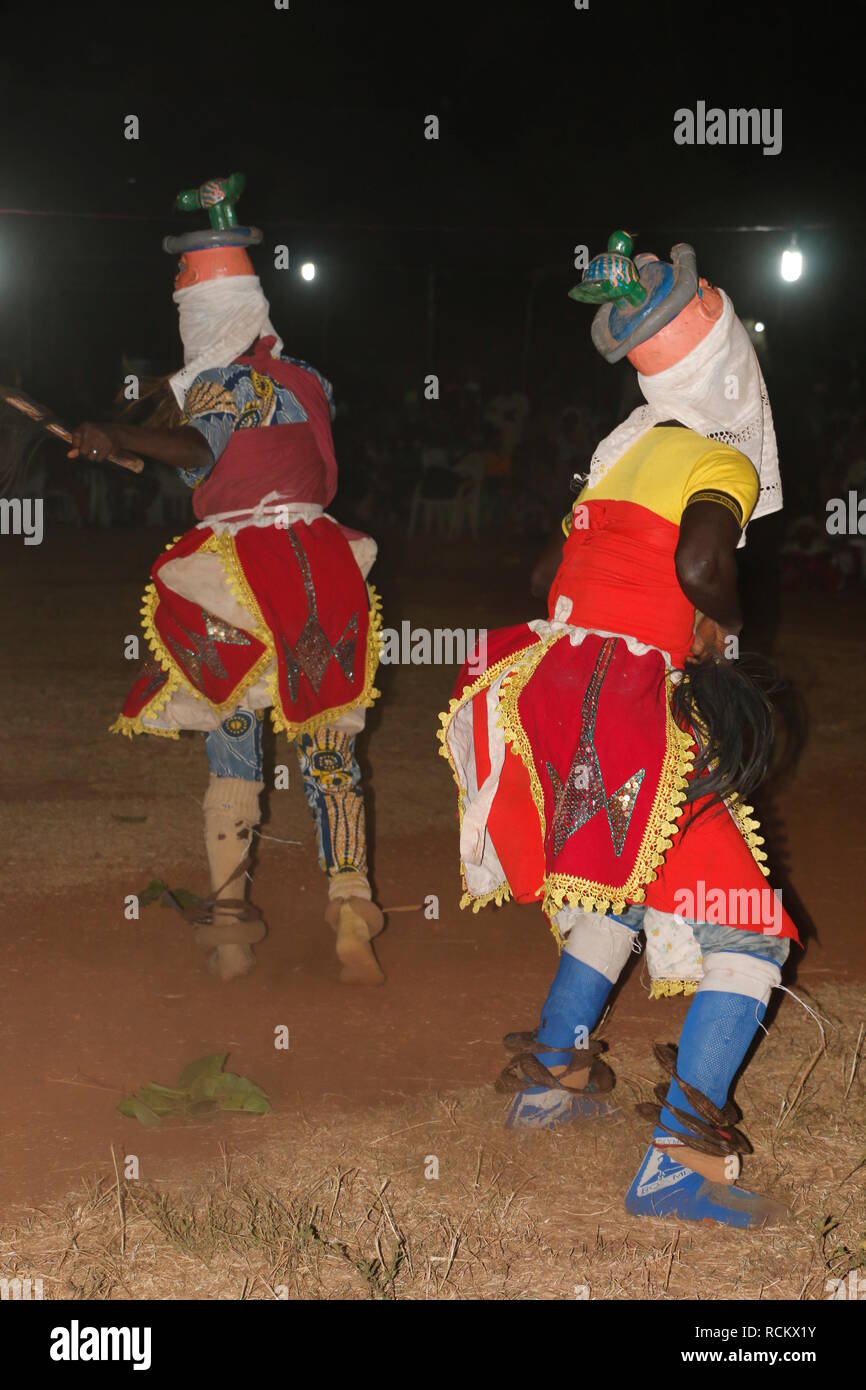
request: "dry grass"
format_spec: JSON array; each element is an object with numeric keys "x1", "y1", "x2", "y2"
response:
[{"x1": 2, "y1": 982, "x2": 864, "y2": 1301}]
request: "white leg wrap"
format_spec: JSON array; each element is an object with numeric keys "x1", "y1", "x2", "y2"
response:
[
  {"x1": 328, "y1": 871, "x2": 372, "y2": 902},
  {"x1": 698, "y1": 950, "x2": 781, "y2": 1007},
  {"x1": 560, "y1": 907, "x2": 638, "y2": 984}
]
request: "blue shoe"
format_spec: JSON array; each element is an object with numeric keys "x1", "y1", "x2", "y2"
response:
[
  {"x1": 506, "y1": 1084, "x2": 619, "y2": 1130},
  {"x1": 499, "y1": 1033, "x2": 618, "y2": 1130},
  {"x1": 625, "y1": 1143, "x2": 788, "y2": 1228}
]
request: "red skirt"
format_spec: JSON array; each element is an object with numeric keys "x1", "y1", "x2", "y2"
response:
[
  {"x1": 112, "y1": 517, "x2": 381, "y2": 740},
  {"x1": 438, "y1": 621, "x2": 799, "y2": 945}
]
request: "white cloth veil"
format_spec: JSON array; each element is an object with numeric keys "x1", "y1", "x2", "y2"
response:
[{"x1": 586, "y1": 291, "x2": 782, "y2": 541}]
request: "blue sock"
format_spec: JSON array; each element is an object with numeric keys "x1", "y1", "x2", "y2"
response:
[
  {"x1": 505, "y1": 948, "x2": 620, "y2": 1130},
  {"x1": 658, "y1": 988, "x2": 764, "y2": 1137},
  {"x1": 533, "y1": 952, "x2": 614, "y2": 1070}
]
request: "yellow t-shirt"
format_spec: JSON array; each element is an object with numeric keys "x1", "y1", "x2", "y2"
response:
[{"x1": 577, "y1": 427, "x2": 759, "y2": 530}]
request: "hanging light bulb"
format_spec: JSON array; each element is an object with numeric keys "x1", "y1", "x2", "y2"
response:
[{"x1": 780, "y1": 235, "x2": 802, "y2": 282}]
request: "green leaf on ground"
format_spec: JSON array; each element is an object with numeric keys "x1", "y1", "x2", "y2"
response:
[
  {"x1": 139, "y1": 878, "x2": 170, "y2": 907},
  {"x1": 117, "y1": 1097, "x2": 163, "y2": 1128},
  {"x1": 138, "y1": 878, "x2": 208, "y2": 914},
  {"x1": 178, "y1": 1054, "x2": 227, "y2": 1087},
  {"x1": 118, "y1": 1055, "x2": 271, "y2": 1126}
]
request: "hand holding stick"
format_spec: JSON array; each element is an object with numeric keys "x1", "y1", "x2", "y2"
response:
[
  {"x1": 66, "y1": 421, "x2": 144, "y2": 473},
  {"x1": 0, "y1": 385, "x2": 144, "y2": 474}
]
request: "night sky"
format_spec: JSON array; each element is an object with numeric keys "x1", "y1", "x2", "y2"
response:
[{"x1": 0, "y1": 0, "x2": 861, "y2": 417}]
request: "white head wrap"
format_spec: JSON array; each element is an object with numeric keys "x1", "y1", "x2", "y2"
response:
[
  {"x1": 169, "y1": 275, "x2": 284, "y2": 407},
  {"x1": 586, "y1": 290, "x2": 782, "y2": 541}
]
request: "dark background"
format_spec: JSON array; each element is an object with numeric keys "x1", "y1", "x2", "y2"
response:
[{"x1": 0, "y1": 0, "x2": 862, "y2": 516}]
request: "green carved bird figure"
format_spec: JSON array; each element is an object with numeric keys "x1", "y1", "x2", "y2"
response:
[
  {"x1": 175, "y1": 173, "x2": 247, "y2": 231},
  {"x1": 570, "y1": 230, "x2": 647, "y2": 307}
]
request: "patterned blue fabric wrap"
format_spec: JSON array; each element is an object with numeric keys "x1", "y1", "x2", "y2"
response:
[
  {"x1": 609, "y1": 906, "x2": 791, "y2": 969},
  {"x1": 205, "y1": 707, "x2": 264, "y2": 780},
  {"x1": 203, "y1": 716, "x2": 367, "y2": 878},
  {"x1": 296, "y1": 728, "x2": 366, "y2": 878}
]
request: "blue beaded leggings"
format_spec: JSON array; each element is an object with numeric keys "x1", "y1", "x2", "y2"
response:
[{"x1": 205, "y1": 708, "x2": 367, "y2": 881}]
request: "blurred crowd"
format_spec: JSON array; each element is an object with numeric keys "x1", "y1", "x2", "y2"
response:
[
  {"x1": 2, "y1": 354, "x2": 864, "y2": 591},
  {"x1": 334, "y1": 374, "x2": 616, "y2": 542},
  {"x1": 777, "y1": 370, "x2": 866, "y2": 591}
]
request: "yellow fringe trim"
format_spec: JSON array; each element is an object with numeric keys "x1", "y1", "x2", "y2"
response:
[
  {"x1": 727, "y1": 793, "x2": 771, "y2": 877},
  {"x1": 109, "y1": 552, "x2": 187, "y2": 737},
  {"x1": 208, "y1": 531, "x2": 269, "y2": 639},
  {"x1": 109, "y1": 714, "x2": 180, "y2": 740},
  {"x1": 437, "y1": 634, "x2": 775, "y2": 931},
  {"x1": 649, "y1": 977, "x2": 700, "y2": 1000},
  {"x1": 495, "y1": 632, "x2": 567, "y2": 845},
  {"x1": 111, "y1": 531, "x2": 383, "y2": 742},
  {"x1": 460, "y1": 881, "x2": 513, "y2": 913}
]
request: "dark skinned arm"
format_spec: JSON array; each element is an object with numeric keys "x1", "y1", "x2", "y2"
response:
[
  {"x1": 67, "y1": 421, "x2": 213, "y2": 474},
  {"x1": 675, "y1": 497, "x2": 743, "y2": 661},
  {"x1": 530, "y1": 526, "x2": 565, "y2": 599}
]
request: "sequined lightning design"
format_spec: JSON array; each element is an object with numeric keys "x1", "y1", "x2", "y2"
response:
[
  {"x1": 167, "y1": 609, "x2": 252, "y2": 687},
  {"x1": 545, "y1": 638, "x2": 646, "y2": 860},
  {"x1": 135, "y1": 655, "x2": 169, "y2": 702},
  {"x1": 281, "y1": 530, "x2": 359, "y2": 700}
]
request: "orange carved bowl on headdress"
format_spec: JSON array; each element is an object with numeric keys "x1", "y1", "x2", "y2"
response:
[
  {"x1": 174, "y1": 246, "x2": 256, "y2": 290},
  {"x1": 626, "y1": 276, "x2": 723, "y2": 376}
]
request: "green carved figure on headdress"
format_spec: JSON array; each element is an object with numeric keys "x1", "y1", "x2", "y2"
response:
[
  {"x1": 570, "y1": 230, "x2": 648, "y2": 307},
  {"x1": 175, "y1": 173, "x2": 247, "y2": 231}
]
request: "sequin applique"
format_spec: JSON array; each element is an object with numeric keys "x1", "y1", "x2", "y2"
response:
[
  {"x1": 282, "y1": 530, "x2": 359, "y2": 699},
  {"x1": 167, "y1": 608, "x2": 252, "y2": 687},
  {"x1": 139, "y1": 656, "x2": 169, "y2": 701},
  {"x1": 545, "y1": 637, "x2": 646, "y2": 859}
]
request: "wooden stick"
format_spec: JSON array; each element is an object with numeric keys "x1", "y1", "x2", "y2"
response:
[{"x1": 0, "y1": 385, "x2": 144, "y2": 474}]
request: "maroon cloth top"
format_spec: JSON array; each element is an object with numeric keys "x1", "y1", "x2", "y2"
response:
[{"x1": 191, "y1": 337, "x2": 339, "y2": 521}]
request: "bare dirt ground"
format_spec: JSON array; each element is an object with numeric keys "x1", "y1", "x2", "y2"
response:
[{"x1": 0, "y1": 524, "x2": 864, "y2": 1299}]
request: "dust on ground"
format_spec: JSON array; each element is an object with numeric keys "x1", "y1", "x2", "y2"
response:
[{"x1": 3, "y1": 982, "x2": 862, "y2": 1300}]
